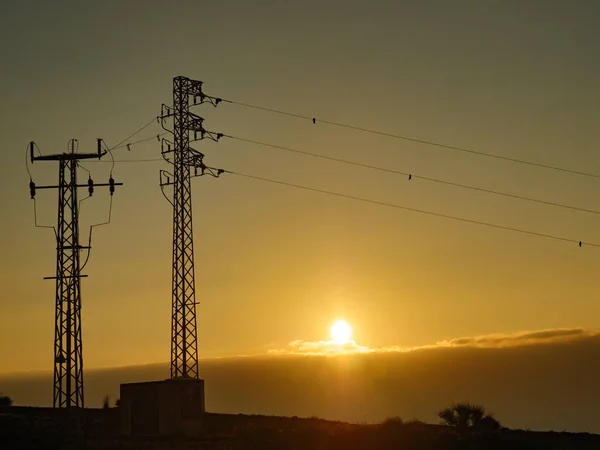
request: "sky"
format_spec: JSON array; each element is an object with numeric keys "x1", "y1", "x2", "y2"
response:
[{"x1": 1, "y1": 0, "x2": 600, "y2": 430}]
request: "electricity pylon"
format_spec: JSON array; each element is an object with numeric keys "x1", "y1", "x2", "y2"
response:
[
  {"x1": 28, "y1": 139, "x2": 122, "y2": 410},
  {"x1": 159, "y1": 76, "x2": 224, "y2": 379}
]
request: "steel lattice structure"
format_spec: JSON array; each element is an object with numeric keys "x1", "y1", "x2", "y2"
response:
[
  {"x1": 29, "y1": 139, "x2": 121, "y2": 411},
  {"x1": 54, "y1": 155, "x2": 84, "y2": 408},
  {"x1": 159, "y1": 76, "x2": 224, "y2": 379}
]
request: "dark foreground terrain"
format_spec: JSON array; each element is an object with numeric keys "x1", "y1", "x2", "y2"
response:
[{"x1": 1, "y1": 406, "x2": 600, "y2": 450}]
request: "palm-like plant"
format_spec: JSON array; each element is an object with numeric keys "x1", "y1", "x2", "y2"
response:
[
  {"x1": 0, "y1": 393, "x2": 13, "y2": 407},
  {"x1": 437, "y1": 402, "x2": 500, "y2": 430}
]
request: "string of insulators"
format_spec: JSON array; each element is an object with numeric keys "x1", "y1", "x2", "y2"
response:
[
  {"x1": 88, "y1": 177, "x2": 94, "y2": 196},
  {"x1": 29, "y1": 180, "x2": 36, "y2": 199},
  {"x1": 109, "y1": 176, "x2": 115, "y2": 196}
]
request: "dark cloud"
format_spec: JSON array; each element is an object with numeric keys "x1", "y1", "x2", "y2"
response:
[{"x1": 2, "y1": 328, "x2": 600, "y2": 433}]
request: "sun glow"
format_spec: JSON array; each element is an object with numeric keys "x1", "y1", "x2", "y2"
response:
[{"x1": 330, "y1": 320, "x2": 352, "y2": 344}]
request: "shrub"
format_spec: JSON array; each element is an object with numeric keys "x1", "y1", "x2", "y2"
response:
[
  {"x1": 437, "y1": 402, "x2": 501, "y2": 430},
  {"x1": 0, "y1": 393, "x2": 14, "y2": 407}
]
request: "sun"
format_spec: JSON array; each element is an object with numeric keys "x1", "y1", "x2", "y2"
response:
[{"x1": 330, "y1": 320, "x2": 352, "y2": 344}]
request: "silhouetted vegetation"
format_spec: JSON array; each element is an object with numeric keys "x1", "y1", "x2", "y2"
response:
[
  {"x1": 0, "y1": 393, "x2": 13, "y2": 407},
  {"x1": 381, "y1": 416, "x2": 404, "y2": 428},
  {"x1": 114, "y1": 398, "x2": 120, "y2": 408},
  {"x1": 438, "y1": 401, "x2": 501, "y2": 431},
  {"x1": 101, "y1": 395, "x2": 111, "y2": 409}
]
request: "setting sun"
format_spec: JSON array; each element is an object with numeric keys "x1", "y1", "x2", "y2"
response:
[{"x1": 330, "y1": 320, "x2": 352, "y2": 344}]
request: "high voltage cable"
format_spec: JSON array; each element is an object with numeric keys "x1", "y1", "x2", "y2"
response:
[
  {"x1": 74, "y1": 128, "x2": 597, "y2": 248},
  {"x1": 88, "y1": 158, "x2": 164, "y2": 163},
  {"x1": 111, "y1": 132, "x2": 169, "y2": 151},
  {"x1": 112, "y1": 133, "x2": 166, "y2": 151},
  {"x1": 220, "y1": 98, "x2": 600, "y2": 180},
  {"x1": 89, "y1": 126, "x2": 600, "y2": 217},
  {"x1": 226, "y1": 171, "x2": 597, "y2": 248},
  {"x1": 223, "y1": 135, "x2": 600, "y2": 217},
  {"x1": 87, "y1": 132, "x2": 169, "y2": 163},
  {"x1": 108, "y1": 118, "x2": 159, "y2": 150}
]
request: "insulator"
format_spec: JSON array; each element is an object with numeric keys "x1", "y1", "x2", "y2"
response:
[
  {"x1": 215, "y1": 98, "x2": 222, "y2": 105},
  {"x1": 194, "y1": 131, "x2": 198, "y2": 140},
  {"x1": 109, "y1": 176, "x2": 115, "y2": 196},
  {"x1": 29, "y1": 180, "x2": 36, "y2": 199},
  {"x1": 88, "y1": 177, "x2": 94, "y2": 197},
  {"x1": 216, "y1": 133, "x2": 223, "y2": 140}
]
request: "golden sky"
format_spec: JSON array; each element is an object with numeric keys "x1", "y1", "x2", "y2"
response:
[{"x1": 1, "y1": 1, "x2": 600, "y2": 376}]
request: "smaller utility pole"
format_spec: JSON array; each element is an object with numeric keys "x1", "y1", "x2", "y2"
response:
[{"x1": 28, "y1": 138, "x2": 122, "y2": 430}]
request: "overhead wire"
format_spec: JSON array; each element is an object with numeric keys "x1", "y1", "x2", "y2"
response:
[
  {"x1": 226, "y1": 171, "x2": 597, "y2": 248},
  {"x1": 223, "y1": 134, "x2": 600, "y2": 217},
  {"x1": 65, "y1": 104, "x2": 598, "y2": 249},
  {"x1": 111, "y1": 132, "x2": 168, "y2": 151},
  {"x1": 25, "y1": 143, "x2": 57, "y2": 237},
  {"x1": 80, "y1": 121, "x2": 599, "y2": 248},
  {"x1": 87, "y1": 132, "x2": 168, "y2": 164},
  {"x1": 109, "y1": 117, "x2": 158, "y2": 151},
  {"x1": 220, "y1": 98, "x2": 600, "y2": 180},
  {"x1": 89, "y1": 158, "x2": 165, "y2": 163},
  {"x1": 31, "y1": 198, "x2": 57, "y2": 238},
  {"x1": 81, "y1": 196, "x2": 114, "y2": 273}
]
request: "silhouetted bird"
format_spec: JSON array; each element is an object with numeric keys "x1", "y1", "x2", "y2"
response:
[
  {"x1": 312, "y1": 118, "x2": 316, "y2": 124},
  {"x1": 579, "y1": 241, "x2": 582, "y2": 247},
  {"x1": 408, "y1": 174, "x2": 412, "y2": 180}
]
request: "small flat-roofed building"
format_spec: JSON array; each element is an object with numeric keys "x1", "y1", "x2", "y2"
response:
[{"x1": 119, "y1": 378, "x2": 205, "y2": 437}]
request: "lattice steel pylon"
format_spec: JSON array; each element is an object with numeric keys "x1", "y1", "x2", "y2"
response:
[
  {"x1": 28, "y1": 139, "x2": 122, "y2": 410},
  {"x1": 159, "y1": 76, "x2": 224, "y2": 379}
]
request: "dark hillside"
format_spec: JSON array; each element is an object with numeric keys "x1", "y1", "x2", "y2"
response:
[{"x1": 2, "y1": 407, "x2": 600, "y2": 449}]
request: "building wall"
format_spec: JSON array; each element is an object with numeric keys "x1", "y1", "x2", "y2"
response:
[{"x1": 120, "y1": 379, "x2": 205, "y2": 437}]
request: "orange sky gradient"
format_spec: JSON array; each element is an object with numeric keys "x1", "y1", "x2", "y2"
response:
[{"x1": 1, "y1": 1, "x2": 600, "y2": 431}]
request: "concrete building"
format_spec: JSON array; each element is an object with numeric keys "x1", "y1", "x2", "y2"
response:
[{"x1": 119, "y1": 378, "x2": 205, "y2": 437}]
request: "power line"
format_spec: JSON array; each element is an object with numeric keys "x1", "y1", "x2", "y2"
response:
[
  {"x1": 221, "y1": 98, "x2": 600, "y2": 180},
  {"x1": 86, "y1": 132, "x2": 169, "y2": 163},
  {"x1": 111, "y1": 132, "x2": 169, "y2": 151},
  {"x1": 226, "y1": 170, "x2": 597, "y2": 248},
  {"x1": 88, "y1": 158, "x2": 164, "y2": 164},
  {"x1": 108, "y1": 118, "x2": 159, "y2": 150},
  {"x1": 224, "y1": 135, "x2": 600, "y2": 217},
  {"x1": 43, "y1": 117, "x2": 595, "y2": 247}
]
